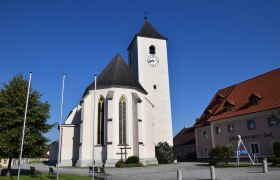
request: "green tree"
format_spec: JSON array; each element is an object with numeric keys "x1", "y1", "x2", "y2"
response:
[
  {"x1": 155, "y1": 142, "x2": 176, "y2": 164},
  {"x1": 209, "y1": 145, "x2": 234, "y2": 166},
  {"x1": 0, "y1": 74, "x2": 54, "y2": 172}
]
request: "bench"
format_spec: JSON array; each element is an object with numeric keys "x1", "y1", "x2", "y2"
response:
[
  {"x1": 89, "y1": 166, "x2": 100, "y2": 177},
  {"x1": 89, "y1": 166, "x2": 93, "y2": 174},
  {"x1": 30, "y1": 166, "x2": 41, "y2": 178},
  {"x1": 100, "y1": 167, "x2": 112, "y2": 180},
  {"x1": 48, "y1": 166, "x2": 56, "y2": 178}
]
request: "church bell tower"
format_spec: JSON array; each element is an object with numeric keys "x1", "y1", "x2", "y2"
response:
[{"x1": 127, "y1": 18, "x2": 173, "y2": 145}]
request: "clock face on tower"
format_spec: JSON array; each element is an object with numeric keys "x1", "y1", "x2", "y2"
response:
[{"x1": 147, "y1": 55, "x2": 159, "y2": 67}]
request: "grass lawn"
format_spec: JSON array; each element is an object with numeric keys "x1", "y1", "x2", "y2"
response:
[
  {"x1": 1, "y1": 173, "x2": 96, "y2": 180},
  {"x1": 27, "y1": 161, "x2": 44, "y2": 164}
]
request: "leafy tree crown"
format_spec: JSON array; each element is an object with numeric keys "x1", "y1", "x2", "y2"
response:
[{"x1": 0, "y1": 73, "x2": 54, "y2": 159}]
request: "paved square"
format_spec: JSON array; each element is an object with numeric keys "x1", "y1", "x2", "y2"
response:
[{"x1": 12, "y1": 162, "x2": 280, "y2": 180}]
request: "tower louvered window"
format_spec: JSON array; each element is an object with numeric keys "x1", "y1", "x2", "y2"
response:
[{"x1": 149, "y1": 45, "x2": 155, "y2": 54}]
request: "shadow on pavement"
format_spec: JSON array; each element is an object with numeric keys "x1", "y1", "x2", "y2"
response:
[
  {"x1": 194, "y1": 163, "x2": 209, "y2": 167},
  {"x1": 0, "y1": 168, "x2": 33, "y2": 176}
]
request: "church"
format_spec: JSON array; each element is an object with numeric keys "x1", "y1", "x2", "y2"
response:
[{"x1": 52, "y1": 18, "x2": 173, "y2": 167}]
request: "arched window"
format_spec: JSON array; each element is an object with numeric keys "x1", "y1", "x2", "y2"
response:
[
  {"x1": 97, "y1": 96, "x2": 104, "y2": 145},
  {"x1": 149, "y1": 45, "x2": 155, "y2": 55},
  {"x1": 119, "y1": 96, "x2": 126, "y2": 144}
]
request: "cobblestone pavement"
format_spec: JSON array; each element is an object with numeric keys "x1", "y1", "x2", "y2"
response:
[{"x1": 11, "y1": 162, "x2": 280, "y2": 180}]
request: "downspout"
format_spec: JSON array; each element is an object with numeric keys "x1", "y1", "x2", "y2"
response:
[
  {"x1": 194, "y1": 128, "x2": 199, "y2": 157},
  {"x1": 210, "y1": 123, "x2": 215, "y2": 148}
]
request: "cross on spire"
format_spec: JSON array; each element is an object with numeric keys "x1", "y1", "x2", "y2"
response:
[{"x1": 143, "y1": 11, "x2": 148, "y2": 19}]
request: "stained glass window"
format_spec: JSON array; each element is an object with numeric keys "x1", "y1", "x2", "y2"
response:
[
  {"x1": 119, "y1": 96, "x2": 126, "y2": 144},
  {"x1": 97, "y1": 96, "x2": 104, "y2": 145}
]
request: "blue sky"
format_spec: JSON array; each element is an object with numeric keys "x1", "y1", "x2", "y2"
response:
[{"x1": 1, "y1": 0, "x2": 280, "y2": 143}]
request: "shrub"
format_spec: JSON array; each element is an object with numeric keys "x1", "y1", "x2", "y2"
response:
[
  {"x1": 115, "y1": 158, "x2": 143, "y2": 168},
  {"x1": 267, "y1": 157, "x2": 273, "y2": 163},
  {"x1": 273, "y1": 141, "x2": 280, "y2": 157},
  {"x1": 155, "y1": 142, "x2": 176, "y2": 164},
  {"x1": 115, "y1": 160, "x2": 126, "y2": 168},
  {"x1": 126, "y1": 156, "x2": 139, "y2": 164},
  {"x1": 268, "y1": 157, "x2": 280, "y2": 164},
  {"x1": 209, "y1": 145, "x2": 234, "y2": 166}
]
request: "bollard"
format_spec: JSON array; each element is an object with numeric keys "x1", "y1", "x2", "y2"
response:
[
  {"x1": 263, "y1": 159, "x2": 268, "y2": 173},
  {"x1": 177, "y1": 169, "x2": 182, "y2": 180},
  {"x1": 210, "y1": 166, "x2": 216, "y2": 180}
]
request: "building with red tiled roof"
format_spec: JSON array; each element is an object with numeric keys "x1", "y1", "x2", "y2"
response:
[
  {"x1": 173, "y1": 127, "x2": 196, "y2": 161},
  {"x1": 194, "y1": 68, "x2": 280, "y2": 159}
]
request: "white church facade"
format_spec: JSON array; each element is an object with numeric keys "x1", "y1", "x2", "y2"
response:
[{"x1": 53, "y1": 18, "x2": 173, "y2": 167}]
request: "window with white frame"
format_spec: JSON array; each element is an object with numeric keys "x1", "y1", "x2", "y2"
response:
[
  {"x1": 202, "y1": 130, "x2": 208, "y2": 139},
  {"x1": 268, "y1": 116, "x2": 278, "y2": 127},
  {"x1": 250, "y1": 143, "x2": 260, "y2": 154},
  {"x1": 215, "y1": 126, "x2": 222, "y2": 134},
  {"x1": 247, "y1": 120, "x2": 256, "y2": 130},
  {"x1": 204, "y1": 147, "x2": 209, "y2": 155},
  {"x1": 227, "y1": 124, "x2": 234, "y2": 132}
]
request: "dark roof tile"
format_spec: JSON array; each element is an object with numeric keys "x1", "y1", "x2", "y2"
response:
[
  {"x1": 137, "y1": 19, "x2": 167, "y2": 40},
  {"x1": 173, "y1": 127, "x2": 195, "y2": 146},
  {"x1": 82, "y1": 54, "x2": 147, "y2": 98}
]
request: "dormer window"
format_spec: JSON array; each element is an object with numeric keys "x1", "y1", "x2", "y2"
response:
[
  {"x1": 249, "y1": 93, "x2": 262, "y2": 106},
  {"x1": 251, "y1": 98, "x2": 258, "y2": 105},
  {"x1": 224, "y1": 100, "x2": 235, "y2": 112},
  {"x1": 149, "y1": 45, "x2": 155, "y2": 54},
  {"x1": 225, "y1": 105, "x2": 232, "y2": 111},
  {"x1": 216, "y1": 94, "x2": 224, "y2": 103},
  {"x1": 205, "y1": 109, "x2": 213, "y2": 119}
]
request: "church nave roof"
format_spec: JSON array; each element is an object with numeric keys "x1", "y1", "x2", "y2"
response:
[{"x1": 82, "y1": 54, "x2": 147, "y2": 98}]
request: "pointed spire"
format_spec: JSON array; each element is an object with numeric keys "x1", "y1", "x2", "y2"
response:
[
  {"x1": 144, "y1": 10, "x2": 148, "y2": 20},
  {"x1": 127, "y1": 18, "x2": 167, "y2": 50},
  {"x1": 137, "y1": 19, "x2": 167, "y2": 40}
]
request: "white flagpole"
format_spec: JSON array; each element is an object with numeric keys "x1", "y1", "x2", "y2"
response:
[
  {"x1": 92, "y1": 75, "x2": 97, "y2": 180},
  {"x1": 57, "y1": 74, "x2": 66, "y2": 180},
  {"x1": 18, "y1": 72, "x2": 32, "y2": 180}
]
